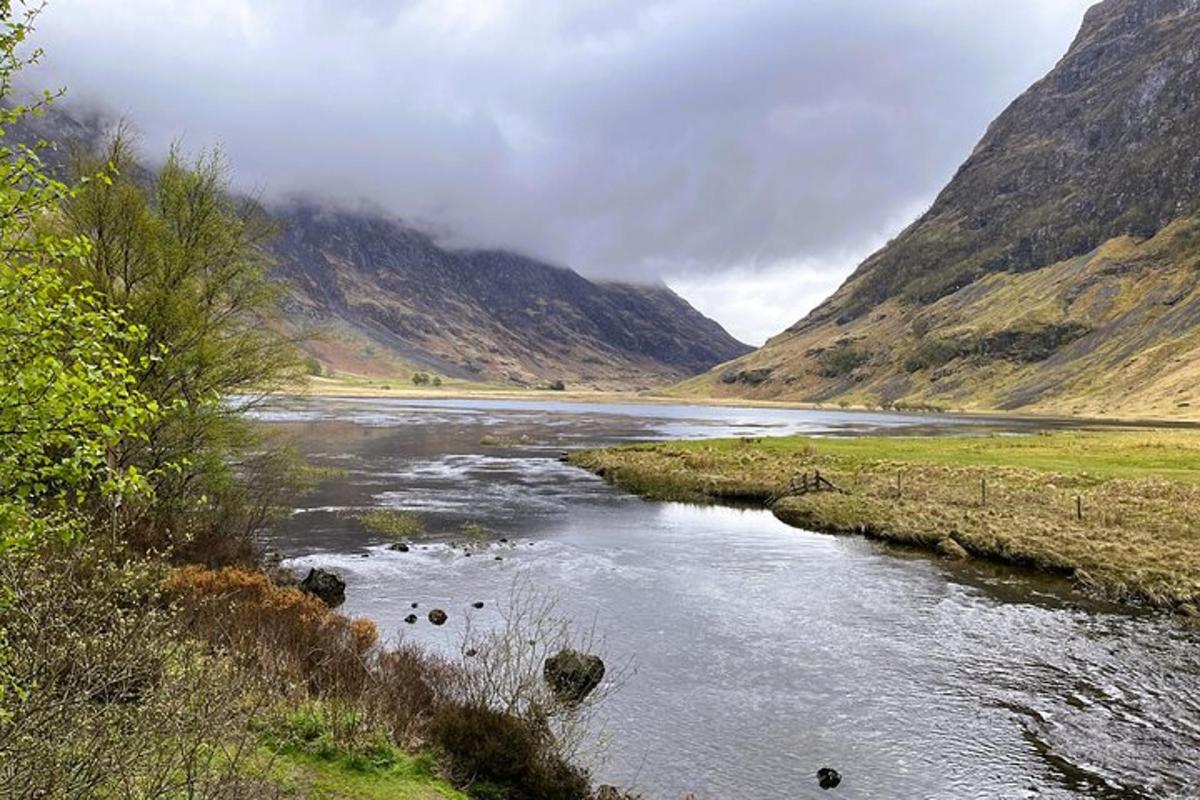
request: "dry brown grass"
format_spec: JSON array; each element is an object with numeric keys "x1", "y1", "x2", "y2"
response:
[{"x1": 569, "y1": 433, "x2": 1200, "y2": 609}]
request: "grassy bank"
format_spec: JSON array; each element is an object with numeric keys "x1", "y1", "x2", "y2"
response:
[{"x1": 568, "y1": 431, "x2": 1200, "y2": 610}]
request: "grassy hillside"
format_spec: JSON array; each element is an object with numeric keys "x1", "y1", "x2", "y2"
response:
[
  {"x1": 683, "y1": 0, "x2": 1200, "y2": 419},
  {"x1": 676, "y1": 216, "x2": 1200, "y2": 418}
]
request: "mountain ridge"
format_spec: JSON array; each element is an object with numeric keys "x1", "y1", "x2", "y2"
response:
[
  {"x1": 679, "y1": 0, "x2": 1200, "y2": 418},
  {"x1": 22, "y1": 106, "x2": 751, "y2": 388}
]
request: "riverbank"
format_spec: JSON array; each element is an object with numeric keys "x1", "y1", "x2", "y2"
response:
[
  {"x1": 290, "y1": 374, "x2": 1200, "y2": 428},
  {"x1": 568, "y1": 431, "x2": 1200, "y2": 612}
]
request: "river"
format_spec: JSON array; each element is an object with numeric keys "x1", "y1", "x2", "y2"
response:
[{"x1": 255, "y1": 397, "x2": 1200, "y2": 800}]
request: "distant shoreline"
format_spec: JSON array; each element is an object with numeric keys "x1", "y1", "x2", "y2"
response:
[{"x1": 281, "y1": 376, "x2": 1200, "y2": 430}]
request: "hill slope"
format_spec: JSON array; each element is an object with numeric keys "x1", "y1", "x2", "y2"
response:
[
  {"x1": 273, "y1": 203, "x2": 750, "y2": 388},
  {"x1": 679, "y1": 0, "x2": 1200, "y2": 418},
  {"x1": 23, "y1": 105, "x2": 750, "y2": 389}
]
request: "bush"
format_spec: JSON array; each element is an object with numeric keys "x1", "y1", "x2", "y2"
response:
[
  {"x1": 0, "y1": 543, "x2": 269, "y2": 798},
  {"x1": 817, "y1": 345, "x2": 869, "y2": 378},
  {"x1": 412, "y1": 372, "x2": 432, "y2": 385},
  {"x1": 428, "y1": 704, "x2": 591, "y2": 800}
]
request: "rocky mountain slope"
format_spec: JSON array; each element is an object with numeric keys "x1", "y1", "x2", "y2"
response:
[
  {"x1": 24, "y1": 105, "x2": 749, "y2": 389},
  {"x1": 272, "y1": 203, "x2": 750, "y2": 387},
  {"x1": 679, "y1": 0, "x2": 1200, "y2": 417}
]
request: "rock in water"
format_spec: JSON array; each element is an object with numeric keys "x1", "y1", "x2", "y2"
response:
[
  {"x1": 390, "y1": 542, "x2": 410, "y2": 552},
  {"x1": 543, "y1": 649, "x2": 605, "y2": 704},
  {"x1": 472, "y1": 601, "x2": 485, "y2": 609},
  {"x1": 299, "y1": 568, "x2": 345, "y2": 607},
  {"x1": 404, "y1": 614, "x2": 418, "y2": 625},
  {"x1": 428, "y1": 609, "x2": 448, "y2": 626},
  {"x1": 936, "y1": 537, "x2": 969, "y2": 560},
  {"x1": 817, "y1": 768, "x2": 841, "y2": 790}
]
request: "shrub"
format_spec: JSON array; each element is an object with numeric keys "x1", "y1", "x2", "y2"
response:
[
  {"x1": 817, "y1": 345, "x2": 869, "y2": 378},
  {"x1": 412, "y1": 372, "x2": 432, "y2": 386},
  {"x1": 428, "y1": 703, "x2": 591, "y2": 800},
  {"x1": 0, "y1": 543, "x2": 269, "y2": 798}
]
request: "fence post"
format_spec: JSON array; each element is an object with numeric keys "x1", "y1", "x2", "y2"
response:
[
  {"x1": 1076, "y1": 495, "x2": 1082, "y2": 521},
  {"x1": 980, "y1": 477, "x2": 987, "y2": 506}
]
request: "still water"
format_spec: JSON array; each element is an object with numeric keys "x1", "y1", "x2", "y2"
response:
[{"x1": 256, "y1": 397, "x2": 1200, "y2": 800}]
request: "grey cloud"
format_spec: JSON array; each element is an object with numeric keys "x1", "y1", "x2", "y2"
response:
[{"x1": 33, "y1": 0, "x2": 1094, "y2": 284}]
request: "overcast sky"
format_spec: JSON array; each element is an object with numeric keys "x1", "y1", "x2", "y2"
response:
[{"x1": 34, "y1": 0, "x2": 1095, "y2": 344}]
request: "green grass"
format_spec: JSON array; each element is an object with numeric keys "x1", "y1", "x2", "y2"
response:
[
  {"x1": 265, "y1": 748, "x2": 466, "y2": 800},
  {"x1": 257, "y1": 704, "x2": 466, "y2": 800},
  {"x1": 685, "y1": 431, "x2": 1200, "y2": 483},
  {"x1": 569, "y1": 431, "x2": 1200, "y2": 609},
  {"x1": 356, "y1": 509, "x2": 427, "y2": 539}
]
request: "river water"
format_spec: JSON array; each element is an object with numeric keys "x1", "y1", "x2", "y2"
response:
[{"x1": 256, "y1": 397, "x2": 1200, "y2": 800}]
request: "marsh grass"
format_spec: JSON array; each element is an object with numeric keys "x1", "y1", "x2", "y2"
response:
[
  {"x1": 357, "y1": 509, "x2": 428, "y2": 539},
  {"x1": 569, "y1": 431, "x2": 1200, "y2": 609}
]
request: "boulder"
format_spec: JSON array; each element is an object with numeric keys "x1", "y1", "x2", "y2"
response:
[
  {"x1": 543, "y1": 649, "x2": 605, "y2": 704},
  {"x1": 299, "y1": 568, "x2": 345, "y2": 607},
  {"x1": 936, "y1": 537, "x2": 969, "y2": 560},
  {"x1": 472, "y1": 601, "x2": 485, "y2": 609},
  {"x1": 817, "y1": 767, "x2": 841, "y2": 790},
  {"x1": 404, "y1": 614, "x2": 418, "y2": 625},
  {"x1": 390, "y1": 542, "x2": 410, "y2": 553},
  {"x1": 428, "y1": 609, "x2": 448, "y2": 626}
]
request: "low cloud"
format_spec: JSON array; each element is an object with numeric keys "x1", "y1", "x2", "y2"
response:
[{"x1": 33, "y1": 0, "x2": 1094, "y2": 336}]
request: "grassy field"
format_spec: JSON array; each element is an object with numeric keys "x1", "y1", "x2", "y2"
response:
[{"x1": 568, "y1": 431, "x2": 1200, "y2": 611}]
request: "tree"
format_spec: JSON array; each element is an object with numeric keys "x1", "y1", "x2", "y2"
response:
[
  {"x1": 61, "y1": 131, "x2": 302, "y2": 561},
  {"x1": 0, "y1": 3, "x2": 155, "y2": 549}
]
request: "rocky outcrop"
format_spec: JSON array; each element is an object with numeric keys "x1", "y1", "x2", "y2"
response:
[
  {"x1": 543, "y1": 649, "x2": 605, "y2": 704},
  {"x1": 271, "y1": 204, "x2": 750, "y2": 388},
  {"x1": 298, "y1": 568, "x2": 345, "y2": 607}
]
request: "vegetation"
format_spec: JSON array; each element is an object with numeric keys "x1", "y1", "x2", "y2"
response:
[
  {"x1": 569, "y1": 431, "x2": 1200, "y2": 609},
  {"x1": 357, "y1": 509, "x2": 426, "y2": 539},
  {"x1": 0, "y1": 7, "x2": 611, "y2": 798}
]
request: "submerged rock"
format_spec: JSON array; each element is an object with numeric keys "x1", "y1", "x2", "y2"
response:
[
  {"x1": 543, "y1": 649, "x2": 605, "y2": 704},
  {"x1": 428, "y1": 609, "x2": 448, "y2": 626},
  {"x1": 817, "y1": 767, "x2": 841, "y2": 790},
  {"x1": 299, "y1": 568, "x2": 345, "y2": 607},
  {"x1": 936, "y1": 537, "x2": 969, "y2": 560}
]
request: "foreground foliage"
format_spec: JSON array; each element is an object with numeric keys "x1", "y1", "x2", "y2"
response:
[{"x1": 570, "y1": 431, "x2": 1200, "y2": 609}]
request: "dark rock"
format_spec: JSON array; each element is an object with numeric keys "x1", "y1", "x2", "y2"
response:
[
  {"x1": 472, "y1": 601, "x2": 485, "y2": 609},
  {"x1": 389, "y1": 542, "x2": 410, "y2": 552},
  {"x1": 411, "y1": 602, "x2": 419, "y2": 609},
  {"x1": 543, "y1": 649, "x2": 605, "y2": 704},
  {"x1": 494, "y1": 556, "x2": 504, "y2": 561},
  {"x1": 464, "y1": 648, "x2": 478, "y2": 657},
  {"x1": 404, "y1": 614, "x2": 418, "y2": 624},
  {"x1": 936, "y1": 537, "x2": 969, "y2": 560},
  {"x1": 299, "y1": 568, "x2": 345, "y2": 607},
  {"x1": 817, "y1": 767, "x2": 841, "y2": 790},
  {"x1": 428, "y1": 609, "x2": 448, "y2": 626}
]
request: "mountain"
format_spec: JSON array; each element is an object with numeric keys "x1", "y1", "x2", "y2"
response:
[
  {"x1": 272, "y1": 204, "x2": 751, "y2": 388},
  {"x1": 22, "y1": 105, "x2": 750, "y2": 389},
  {"x1": 678, "y1": 0, "x2": 1200, "y2": 418}
]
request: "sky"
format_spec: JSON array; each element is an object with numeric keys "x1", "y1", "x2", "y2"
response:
[{"x1": 33, "y1": 0, "x2": 1096, "y2": 345}]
